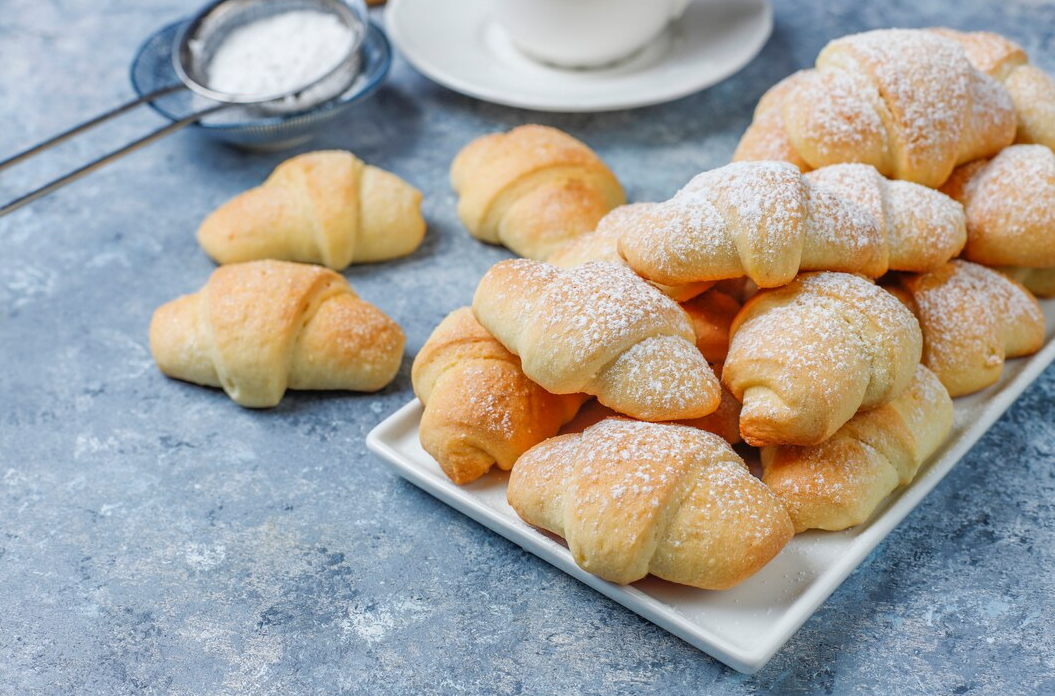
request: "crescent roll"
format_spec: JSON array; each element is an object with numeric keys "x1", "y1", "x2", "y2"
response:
[
  {"x1": 198, "y1": 151, "x2": 426, "y2": 270},
  {"x1": 723, "y1": 272, "x2": 923, "y2": 447},
  {"x1": 451, "y1": 125, "x2": 625, "y2": 260},
  {"x1": 780, "y1": 29, "x2": 1016, "y2": 187},
  {"x1": 761, "y1": 365, "x2": 953, "y2": 533},
  {"x1": 940, "y1": 145, "x2": 1055, "y2": 268},
  {"x1": 804, "y1": 163, "x2": 966, "y2": 272},
  {"x1": 508, "y1": 418, "x2": 794, "y2": 589},
  {"x1": 932, "y1": 28, "x2": 1055, "y2": 152},
  {"x1": 412, "y1": 308, "x2": 586, "y2": 484},
  {"x1": 893, "y1": 261, "x2": 1045, "y2": 397},
  {"x1": 150, "y1": 260, "x2": 404, "y2": 407},
  {"x1": 472, "y1": 260, "x2": 721, "y2": 421},
  {"x1": 616, "y1": 161, "x2": 887, "y2": 289}
]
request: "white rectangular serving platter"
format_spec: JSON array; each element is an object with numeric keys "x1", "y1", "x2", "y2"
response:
[{"x1": 366, "y1": 298, "x2": 1055, "y2": 674}]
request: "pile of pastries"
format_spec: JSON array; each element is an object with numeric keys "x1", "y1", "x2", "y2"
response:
[
  {"x1": 415, "y1": 28, "x2": 1053, "y2": 590},
  {"x1": 148, "y1": 28, "x2": 1054, "y2": 591}
]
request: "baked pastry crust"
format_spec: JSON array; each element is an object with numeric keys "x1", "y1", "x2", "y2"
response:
[
  {"x1": 150, "y1": 260, "x2": 404, "y2": 407},
  {"x1": 941, "y1": 145, "x2": 1055, "y2": 268},
  {"x1": 616, "y1": 162, "x2": 887, "y2": 288},
  {"x1": 762, "y1": 365, "x2": 953, "y2": 533},
  {"x1": 472, "y1": 260, "x2": 722, "y2": 421},
  {"x1": 723, "y1": 272, "x2": 922, "y2": 446},
  {"x1": 892, "y1": 260, "x2": 1045, "y2": 397},
  {"x1": 198, "y1": 151, "x2": 425, "y2": 270},
  {"x1": 508, "y1": 418, "x2": 794, "y2": 589},
  {"x1": 412, "y1": 308, "x2": 585, "y2": 485},
  {"x1": 451, "y1": 125, "x2": 625, "y2": 260}
]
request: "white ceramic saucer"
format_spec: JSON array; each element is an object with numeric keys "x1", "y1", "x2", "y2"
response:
[{"x1": 386, "y1": 0, "x2": 773, "y2": 112}]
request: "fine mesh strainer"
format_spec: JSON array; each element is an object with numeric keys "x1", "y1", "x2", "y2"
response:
[{"x1": 0, "y1": 0, "x2": 369, "y2": 218}]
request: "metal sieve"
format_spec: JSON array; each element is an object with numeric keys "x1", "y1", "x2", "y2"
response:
[
  {"x1": 0, "y1": 0, "x2": 369, "y2": 218},
  {"x1": 174, "y1": 0, "x2": 365, "y2": 113}
]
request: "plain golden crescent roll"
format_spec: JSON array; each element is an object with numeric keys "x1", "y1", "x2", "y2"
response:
[
  {"x1": 411, "y1": 308, "x2": 586, "y2": 485},
  {"x1": 723, "y1": 272, "x2": 922, "y2": 447},
  {"x1": 472, "y1": 259, "x2": 721, "y2": 421},
  {"x1": 804, "y1": 163, "x2": 966, "y2": 272},
  {"x1": 198, "y1": 151, "x2": 426, "y2": 270},
  {"x1": 761, "y1": 365, "x2": 953, "y2": 533},
  {"x1": 508, "y1": 418, "x2": 794, "y2": 589},
  {"x1": 150, "y1": 260, "x2": 404, "y2": 407},
  {"x1": 616, "y1": 161, "x2": 887, "y2": 288},
  {"x1": 451, "y1": 125, "x2": 625, "y2": 261},
  {"x1": 940, "y1": 145, "x2": 1055, "y2": 268},
  {"x1": 893, "y1": 260, "x2": 1045, "y2": 397},
  {"x1": 781, "y1": 29, "x2": 1016, "y2": 187}
]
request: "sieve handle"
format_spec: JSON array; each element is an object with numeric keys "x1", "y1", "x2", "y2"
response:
[
  {"x1": 0, "y1": 102, "x2": 230, "y2": 219},
  {"x1": 0, "y1": 84, "x2": 187, "y2": 173}
]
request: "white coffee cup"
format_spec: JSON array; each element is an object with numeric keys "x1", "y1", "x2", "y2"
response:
[{"x1": 492, "y1": 0, "x2": 693, "y2": 68}]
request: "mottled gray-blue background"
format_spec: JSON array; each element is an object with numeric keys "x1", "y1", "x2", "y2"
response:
[{"x1": 2, "y1": 0, "x2": 1054, "y2": 694}]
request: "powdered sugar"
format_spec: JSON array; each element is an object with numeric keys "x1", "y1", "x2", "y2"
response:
[
  {"x1": 787, "y1": 29, "x2": 1016, "y2": 185},
  {"x1": 904, "y1": 260, "x2": 1044, "y2": 389},
  {"x1": 473, "y1": 259, "x2": 717, "y2": 419},
  {"x1": 617, "y1": 161, "x2": 884, "y2": 287}
]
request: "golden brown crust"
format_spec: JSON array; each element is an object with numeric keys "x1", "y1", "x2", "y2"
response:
[
  {"x1": 149, "y1": 260, "x2": 404, "y2": 407},
  {"x1": 472, "y1": 259, "x2": 721, "y2": 421},
  {"x1": 724, "y1": 272, "x2": 922, "y2": 447},
  {"x1": 761, "y1": 365, "x2": 953, "y2": 533},
  {"x1": 197, "y1": 151, "x2": 425, "y2": 270},
  {"x1": 896, "y1": 260, "x2": 1045, "y2": 397},
  {"x1": 508, "y1": 419, "x2": 793, "y2": 589},
  {"x1": 940, "y1": 145, "x2": 1055, "y2": 268},
  {"x1": 681, "y1": 288, "x2": 741, "y2": 363},
  {"x1": 411, "y1": 308, "x2": 585, "y2": 485},
  {"x1": 933, "y1": 28, "x2": 1055, "y2": 151},
  {"x1": 450, "y1": 125, "x2": 625, "y2": 260}
]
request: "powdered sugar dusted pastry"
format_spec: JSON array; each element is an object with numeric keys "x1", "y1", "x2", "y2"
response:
[
  {"x1": 412, "y1": 308, "x2": 586, "y2": 485},
  {"x1": 805, "y1": 163, "x2": 966, "y2": 272},
  {"x1": 150, "y1": 260, "x2": 404, "y2": 408},
  {"x1": 451, "y1": 125, "x2": 625, "y2": 261},
  {"x1": 932, "y1": 28, "x2": 1055, "y2": 152},
  {"x1": 780, "y1": 29, "x2": 1016, "y2": 187},
  {"x1": 616, "y1": 162, "x2": 887, "y2": 289},
  {"x1": 508, "y1": 418, "x2": 794, "y2": 589},
  {"x1": 472, "y1": 260, "x2": 722, "y2": 421},
  {"x1": 723, "y1": 272, "x2": 923, "y2": 447},
  {"x1": 762, "y1": 365, "x2": 953, "y2": 533},
  {"x1": 940, "y1": 145, "x2": 1055, "y2": 268},
  {"x1": 893, "y1": 260, "x2": 1045, "y2": 397}
]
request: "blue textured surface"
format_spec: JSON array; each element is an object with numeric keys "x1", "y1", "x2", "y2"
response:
[{"x1": 2, "y1": 1, "x2": 1054, "y2": 694}]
